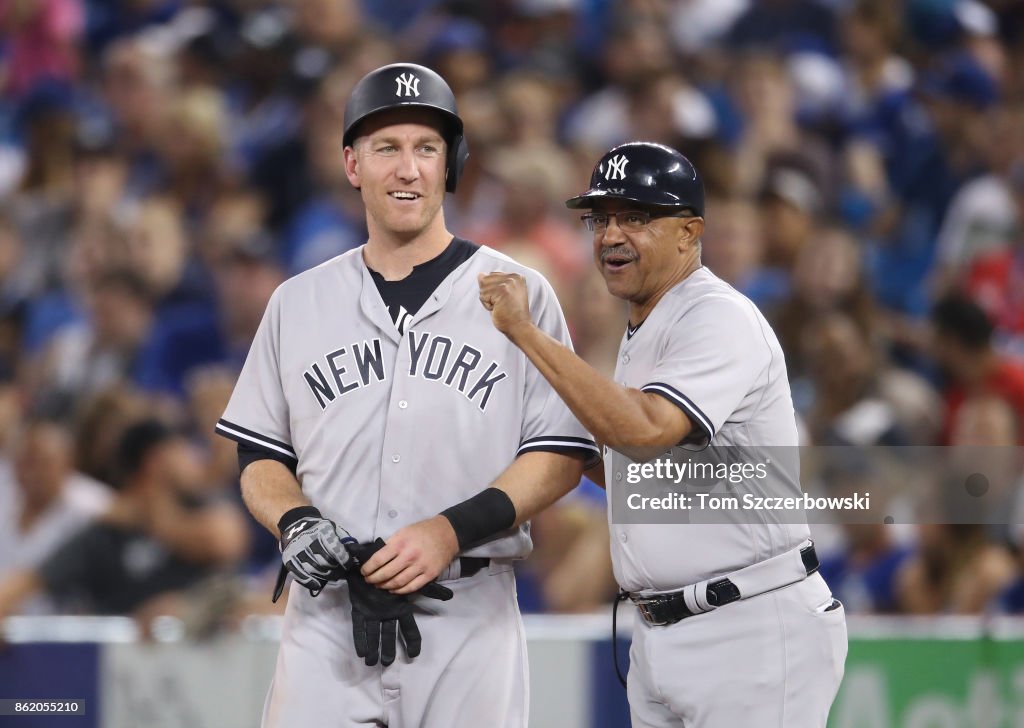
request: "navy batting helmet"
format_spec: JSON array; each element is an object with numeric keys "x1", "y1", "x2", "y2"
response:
[
  {"x1": 565, "y1": 142, "x2": 704, "y2": 216},
  {"x1": 343, "y1": 62, "x2": 469, "y2": 193}
]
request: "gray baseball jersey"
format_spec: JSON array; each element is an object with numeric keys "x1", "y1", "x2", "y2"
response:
[
  {"x1": 606, "y1": 266, "x2": 811, "y2": 592},
  {"x1": 216, "y1": 241, "x2": 596, "y2": 728},
  {"x1": 217, "y1": 243, "x2": 597, "y2": 557}
]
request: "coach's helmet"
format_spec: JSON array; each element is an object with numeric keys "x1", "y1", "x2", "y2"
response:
[
  {"x1": 565, "y1": 141, "x2": 704, "y2": 216},
  {"x1": 343, "y1": 62, "x2": 469, "y2": 193}
]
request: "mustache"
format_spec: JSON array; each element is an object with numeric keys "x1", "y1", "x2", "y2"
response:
[{"x1": 600, "y1": 246, "x2": 637, "y2": 263}]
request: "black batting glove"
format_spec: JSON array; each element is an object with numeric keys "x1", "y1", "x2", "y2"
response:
[
  {"x1": 275, "y1": 506, "x2": 356, "y2": 600},
  {"x1": 345, "y1": 538, "x2": 453, "y2": 666}
]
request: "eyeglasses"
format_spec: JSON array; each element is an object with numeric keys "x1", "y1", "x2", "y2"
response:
[{"x1": 580, "y1": 210, "x2": 693, "y2": 233}]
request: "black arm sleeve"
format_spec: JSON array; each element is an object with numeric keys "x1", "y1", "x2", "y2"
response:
[{"x1": 238, "y1": 441, "x2": 298, "y2": 476}]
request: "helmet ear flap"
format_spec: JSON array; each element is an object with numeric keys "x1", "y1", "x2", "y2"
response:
[{"x1": 446, "y1": 132, "x2": 469, "y2": 193}]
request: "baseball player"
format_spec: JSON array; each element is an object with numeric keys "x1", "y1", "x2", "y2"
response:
[
  {"x1": 215, "y1": 63, "x2": 597, "y2": 728},
  {"x1": 479, "y1": 141, "x2": 847, "y2": 727}
]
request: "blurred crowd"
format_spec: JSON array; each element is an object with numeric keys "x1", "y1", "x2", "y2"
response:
[{"x1": 1, "y1": 0, "x2": 1024, "y2": 633}]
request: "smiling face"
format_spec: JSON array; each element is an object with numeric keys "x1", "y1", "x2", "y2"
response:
[
  {"x1": 588, "y1": 200, "x2": 703, "y2": 314},
  {"x1": 344, "y1": 108, "x2": 450, "y2": 245}
]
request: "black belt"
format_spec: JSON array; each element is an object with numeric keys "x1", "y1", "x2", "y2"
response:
[
  {"x1": 631, "y1": 544, "x2": 819, "y2": 627},
  {"x1": 458, "y1": 556, "x2": 490, "y2": 578}
]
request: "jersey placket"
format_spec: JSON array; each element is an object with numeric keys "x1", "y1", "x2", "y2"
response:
[
  {"x1": 610, "y1": 330, "x2": 637, "y2": 572},
  {"x1": 355, "y1": 264, "x2": 410, "y2": 540},
  {"x1": 370, "y1": 266, "x2": 460, "y2": 540}
]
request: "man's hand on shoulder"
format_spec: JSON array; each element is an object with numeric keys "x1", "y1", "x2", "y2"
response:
[{"x1": 361, "y1": 516, "x2": 460, "y2": 595}]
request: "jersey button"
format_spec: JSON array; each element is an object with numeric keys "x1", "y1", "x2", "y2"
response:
[
  {"x1": 388, "y1": 509, "x2": 398, "y2": 518},
  {"x1": 621, "y1": 354, "x2": 630, "y2": 364},
  {"x1": 619, "y1": 533, "x2": 628, "y2": 543},
  {"x1": 391, "y1": 454, "x2": 401, "y2": 463},
  {"x1": 398, "y1": 400, "x2": 408, "y2": 409},
  {"x1": 615, "y1": 472, "x2": 622, "y2": 481}
]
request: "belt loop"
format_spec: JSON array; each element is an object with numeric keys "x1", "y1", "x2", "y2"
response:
[
  {"x1": 693, "y1": 580, "x2": 714, "y2": 612},
  {"x1": 682, "y1": 583, "x2": 703, "y2": 614},
  {"x1": 801, "y1": 542, "x2": 819, "y2": 575},
  {"x1": 438, "y1": 561, "x2": 458, "y2": 582}
]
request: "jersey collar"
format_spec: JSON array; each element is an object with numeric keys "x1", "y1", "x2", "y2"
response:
[{"x1": 358, "y1": 260, "x2": 403, "y2": 344}]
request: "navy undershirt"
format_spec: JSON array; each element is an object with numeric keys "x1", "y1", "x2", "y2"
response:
[{"x1": 369, "y1": 237, "x2": 480, "y2": 333}]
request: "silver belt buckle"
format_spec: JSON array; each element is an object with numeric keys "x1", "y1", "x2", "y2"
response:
[{"x1": 635, "y1": 599, "x2": 668, "y2": 626}]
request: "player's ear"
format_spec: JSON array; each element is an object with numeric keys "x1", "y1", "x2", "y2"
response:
[
  {"x1": 344, "y1": 144, "x2": 361, "y2": 190},
  {"x1": 678, "y1": 216, "x2": 704, "y2": 252}
]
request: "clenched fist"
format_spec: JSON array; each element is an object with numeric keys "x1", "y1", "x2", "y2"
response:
[{"x1": 478, "y1": 272, "x2": 533, "y2": 338}]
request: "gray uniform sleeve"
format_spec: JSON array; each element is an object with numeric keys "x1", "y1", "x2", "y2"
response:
[
  {"x1": 215, "y1": 288, "x2": 297, "y2": 469},
  {"x1": 515, "y1": 274, "x2": 600, "y2": 466},
  {"x1": 641, "y1": 296, "x2": 768, "y2": 448}
]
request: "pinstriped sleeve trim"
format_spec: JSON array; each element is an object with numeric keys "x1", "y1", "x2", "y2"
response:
[
  {"x1": 517, "y1": 435, "x2": 601, "y2": 468},
  {"x1": 215, "y1": 418, "x2": 298, "y2": 463},
  {"x1": 641, "y1": 382, "x2": 715, "y2": 447}
]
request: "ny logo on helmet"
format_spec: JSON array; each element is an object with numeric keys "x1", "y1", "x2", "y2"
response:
[
  {"x1": 395, "y1": 73, "x2": 421, "y2": 98},
  {"x1": 605, "y1": 155, "x2": 629, "y2": 181}
]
